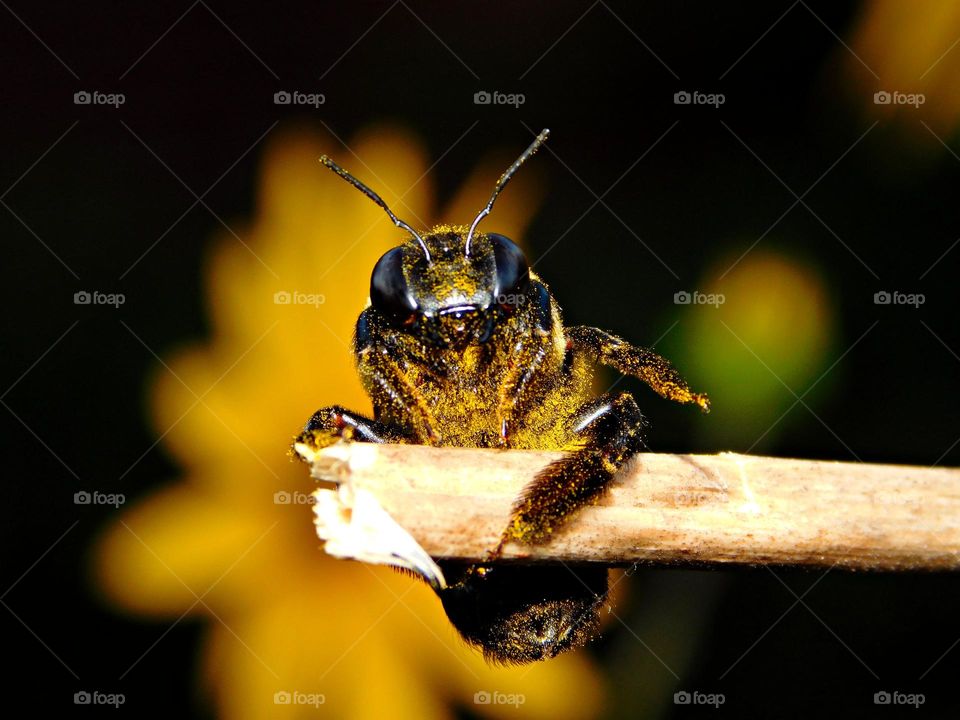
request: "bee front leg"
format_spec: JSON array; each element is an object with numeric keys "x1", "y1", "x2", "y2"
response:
[
  {"x1": 356, "y1": 344, "x2": 441, "y2": 444},
  {"x1": 350, "y1": 307, "x2": 441, "y2": 444},
  {"x1": 496, "y1": 331, "x2": 552, "y2": 446},
  {"x1": 498, "y1": 391, "x2": 647, "y2": 549},
  {"x1": 496, "y1": 282, "x2": 555, "y2": 446},
  {"x1": 294, "y1": 405, "x2": 408, "y2": 455},
  {"x1": 566, "y1": 326, "x2": 710, "y2": 412}
]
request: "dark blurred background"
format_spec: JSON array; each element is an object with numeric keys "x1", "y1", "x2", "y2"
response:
[{"x1": 2, "y1": 1, "x2": 959, "y2": 717}]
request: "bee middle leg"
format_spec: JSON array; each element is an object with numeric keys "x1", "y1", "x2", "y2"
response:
[
  {"x1": 566, "y1": 326, "x2": 710, "y2": 412},
  {"x1": 499, "y1": 391, "x2": 647, "y2": 549}
]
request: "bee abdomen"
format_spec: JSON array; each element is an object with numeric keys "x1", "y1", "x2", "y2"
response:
[{"x1": 437, "y1": 561, "x2": 608, "y2": 664}]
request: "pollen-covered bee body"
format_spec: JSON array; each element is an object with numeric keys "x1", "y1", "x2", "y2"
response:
[
  {"x1": 356, "y1": 226, "x2": 592, "y2": 452},
  {"x1": 296, "y1": 130, "x2": 709, "y2": 664}
]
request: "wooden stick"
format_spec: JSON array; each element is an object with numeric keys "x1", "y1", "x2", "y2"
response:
[{"x1": 300, "y1": 443, "x2": 960, "y2": 572}]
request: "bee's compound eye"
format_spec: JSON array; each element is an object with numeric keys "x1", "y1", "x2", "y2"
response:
[
  {"x1": 370, "y1": 247, "x2": 417, "y2": 326},
  {"x1": 487, "y1": 233, "x2": 530, "y2": 307}
]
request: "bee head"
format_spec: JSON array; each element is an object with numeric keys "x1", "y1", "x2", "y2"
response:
[
  {"x1": 319, "y1": 129, "x2": 549, "y2": 348},
  {"x1": 368, "y1": 229, "x2": 530, "y2": 347}
]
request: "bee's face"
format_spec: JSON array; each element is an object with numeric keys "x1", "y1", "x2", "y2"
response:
[{"x1": 369, "y1": 229, "x2": 531, "y2": 348}]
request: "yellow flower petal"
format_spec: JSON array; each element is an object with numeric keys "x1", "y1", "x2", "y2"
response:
[{"x1": 93, "y1": 484, "x2": 278, "y2": 615}]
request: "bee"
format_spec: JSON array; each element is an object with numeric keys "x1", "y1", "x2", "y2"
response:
[{"x1": 296, "y1": 129, "x2": 709, "y2": 663}]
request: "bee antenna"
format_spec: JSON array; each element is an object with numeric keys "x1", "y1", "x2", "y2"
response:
[
  {"x1": 464, "y1": 128, "x2": 550, "y2": 256},
  {"x1": 319, "y1": 155, "x2": 431, "y2": 262}
]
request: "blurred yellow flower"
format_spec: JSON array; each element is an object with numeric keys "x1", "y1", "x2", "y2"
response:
[
  {"x1": 850, "y1": 0, "x2": 960, "y2": 132},
  {"x1": 676, "y1": 251, "x2": 835, "y2": 451},
  {"x1": 92, "y1": 125, "x2": 605, "y2": 719}
]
